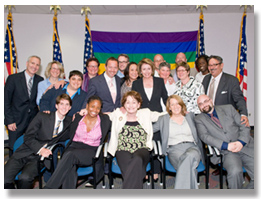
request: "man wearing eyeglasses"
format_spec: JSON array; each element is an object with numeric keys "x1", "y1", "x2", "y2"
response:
[
  {"x1": 195, "y1": 94, "x2": 254, "y2": 189},
  {"x1": 117, "y1": 54, "x2": 129, "y2": 78},
  {"x1": 202, "y1": 55, "x2": 249, "y2": 127}
]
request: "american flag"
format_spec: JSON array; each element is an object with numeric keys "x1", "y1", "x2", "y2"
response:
[
  {"x1": 236, "y1": 12, "x2": 247, "y2": 102},
  {"x1": 53, "y1": 15, "x2": 63, "y2": 64},
  {"x1": 4, "y1": 12, "x2": 18, "y2": 84},
  {"x1": 196, "y1": 12, "x2": 205, "y2": 59},
  {"x1": 83, "y1": 17, "x2": 94, "y2": 74}
]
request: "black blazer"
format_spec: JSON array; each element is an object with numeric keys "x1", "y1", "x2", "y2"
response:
[
  {"x1": 13, "y1": 112, "x2": 72, "y2": 159},
  {"x1": 82, "y1": 73, "x2": 121, "y2": 112},
  {"x1": 132, "y1": 77, "x2": 168, "y2": 112},
  {"x1": 4, "y1": 71, "x2": 44, "y2": 131},
  {"x1": 65, "y1": 113, "x2": 111, "y2": 182},
  {"x1": 202, "y1": 73, "x2": 247, "y2": 116}
]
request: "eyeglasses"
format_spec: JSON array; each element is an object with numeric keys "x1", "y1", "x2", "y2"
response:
[
  {"x1": 198, "y1": 99, "x2": 210, "y2": 107},
  {"x1": 176, "y1": 69, "x2": 187, "y2": 73},
  {"x1": 119, "y1": 61, "x2": 128, "y2": 64},
  {"x1": 208, "y1": 63, "x2": 221, "y2": 67}
]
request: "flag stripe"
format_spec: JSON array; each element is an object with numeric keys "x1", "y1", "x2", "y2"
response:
[
  {"x1": 94, "y1": 51, "x2": 196, "y2": 63},
  {"x1": 4, "y1": 12, "x2": 18, "y2": 83},
  {"x1": 92, "y1": 31, "x2": 197, "y2": 43},
  {"x1": 93, "y1": 41, "x2": 197, "y2": 54},
  {"x1": 235, "y1": 12, "x2": 247, "y2": 101}
]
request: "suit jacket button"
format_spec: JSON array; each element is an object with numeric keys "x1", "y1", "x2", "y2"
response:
[{"x1": 28, "y1": 109, "x2": 31, "y2": 113}]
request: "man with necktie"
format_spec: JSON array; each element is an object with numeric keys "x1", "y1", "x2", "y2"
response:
[
  {"x1": 82, "y1": 57, "x2": 121, "y2": 112},
  {"x1": 202, "y1": 55, "x2": 249, "y2": 127},
  {"x1": 195, "y1": 94, "x2": 254, "y2": 189},
  {"x1": 4, "y1": 55, "x2": 44, "y2": 156},
  {"x1": 4, "y1": 94, "x2": 72, "y2": 189}
]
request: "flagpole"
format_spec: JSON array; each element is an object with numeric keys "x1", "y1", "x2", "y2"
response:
[
  {"x1": 4, "y1": 5, "x2": 18, "y2": 77},
  {"x1": 50, "y1": 5, "x2": 63, "y2": 65},
  {"x1": 81, "y1": 6, "x2": 94, "y2": 76},
  {"x1": 236, "y1": 5, "x2": 252, "y2": 102},
  {"x1": 195, "y1": 5, "x2": 207, "y2": 60}
]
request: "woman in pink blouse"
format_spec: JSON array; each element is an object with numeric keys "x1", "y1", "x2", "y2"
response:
[{"x1": 44, "y1": 96, "x2": 111, "y2": 189}]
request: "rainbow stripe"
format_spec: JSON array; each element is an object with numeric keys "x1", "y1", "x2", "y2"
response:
[{"x1": 91, "y1": 31, "x2": 197, "y2": 74}]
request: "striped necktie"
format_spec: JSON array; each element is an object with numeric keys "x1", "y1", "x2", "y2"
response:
[
  {"x1": 28, "y1": 77, "x2": 33, "y2": 98},
  {"x1": 53, "y1": 120, "x2": 62, "y2": 137},
  {"x1": 210, "y1": 113, "x2": 223, "y2": 129}
]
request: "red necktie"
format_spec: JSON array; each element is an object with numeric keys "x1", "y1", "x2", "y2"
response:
[{"x1": 210, "y1": 113, "x2": 223, "y2": 128}]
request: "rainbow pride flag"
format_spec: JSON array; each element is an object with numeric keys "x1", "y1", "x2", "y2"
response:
[{"x1": 91, "y1": 31, "x2": 198, "y2": 74}]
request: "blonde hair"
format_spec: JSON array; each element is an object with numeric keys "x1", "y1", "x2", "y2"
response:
[
  {"x1": 166, "y1": 95, "x2": 187, "y2": 116},
  {"x1": 44, "y1": 61, "x2": 65, "y2": 79},
  {"x1": 137, "y1": 58, "x2": 155, "y2": 77}
]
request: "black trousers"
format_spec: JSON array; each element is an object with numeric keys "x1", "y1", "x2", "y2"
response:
[
  {"x1": 44, "y1": 141, "x2": 97, "y2": 189},
  {"x1": 153, "y1": 131, "x2": 161, "y2": 174},
  {"x1": 4, "y1": 154, "x2": 40, "y2": 189},
  {"x1": 116, "y1": 148, "x2": 150, "y2": 189}
]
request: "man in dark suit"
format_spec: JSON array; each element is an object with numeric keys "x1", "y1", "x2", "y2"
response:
[
  {"x1": 4, "y1": 55, "x2": 44, "y2": 155},
  {"x1": 4, "y1": 94, "x2": 73, "y2": 189},
  {"x1": 202, "y1": 55, "x2": 249, "y2": 126},
  {"x1": 82, "y1": 57, "x2": 121, "y2": 112},
  {"x1": 195, "y1": 94, "x2": 254, "y2": 189}
]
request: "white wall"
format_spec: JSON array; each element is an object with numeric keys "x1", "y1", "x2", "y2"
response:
[{"x1": 4, "y1": 11, "x2": 255, "y2": 125}]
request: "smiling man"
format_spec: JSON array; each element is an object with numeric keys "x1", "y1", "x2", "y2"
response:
[
  {"x1": 5, "y1": 94, "x2": 72, "y2": 189},
  {"x1": 202, "y1": 55, "x2": 249, "y2": 127},
  {"x1": 39, "y1": 70, "x2": 87, "y2": 116},
  {"x1": 195, "y1": 94, "x2": 254, "y2": 189},
  {"x1": 82, "y1": 57, "x2": 121, "y2": 112},
  {"x1": 5, "y1": 55, "x2": 44, "y2": 155}
]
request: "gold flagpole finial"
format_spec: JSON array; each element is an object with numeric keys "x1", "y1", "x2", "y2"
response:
[
  {"x1": 5, "y1": 5, "x2": 15, "y2": 14},
  {"x1": 196, "y1": 5, "x2": 207, "y2": 14},
  {"x1": 240, "y1": 5, "x2": 253, "y2": 13},
  {"x1": 50, "y1": 5, "x2": 61, "y2": 16},
  {"x1": 81, "y1": 6, "x2": 91, "y2": 18}
]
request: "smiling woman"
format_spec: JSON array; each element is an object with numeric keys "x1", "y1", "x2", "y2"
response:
[
  {"x1": 44, "y1": 95, "x2": 111, "y2": 189},
  {"x1": 107, "y1": 90, "x2": 166, "y2": 189}
]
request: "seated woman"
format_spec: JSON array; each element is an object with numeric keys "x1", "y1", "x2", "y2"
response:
[
  {"x1": 107, "y1": 91, "x2": 166, "y2": 189},
  {"x1": 44, "y1": 96, "x2": 111, "y2": 189},
  {"x1": 153, "y1": 95, "x2": 204, "y2": 189}
]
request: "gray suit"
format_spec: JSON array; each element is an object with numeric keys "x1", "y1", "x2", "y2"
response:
[
  {"x1": 153, "y1": 112, "x2": 204, "y2": 189},
  {"x1": 195, "y1": 104, "x2": 254, "y2": 189}
]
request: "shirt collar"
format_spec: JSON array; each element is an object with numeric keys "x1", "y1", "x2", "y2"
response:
[
  {"x1": 62, "y1": 83, "x2": 81, "y2": 97},
  {"x1": 55, "y1": 111, "x2": 65, "y2": 123}
]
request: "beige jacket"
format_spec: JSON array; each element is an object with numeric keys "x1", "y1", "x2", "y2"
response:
[{"x1": 107, "y1": 108, "x2": 166, "y2": 156}]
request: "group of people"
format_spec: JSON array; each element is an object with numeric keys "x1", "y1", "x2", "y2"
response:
[{"x1": 4, "y1": 52, "x2": 254, "y2": 189}]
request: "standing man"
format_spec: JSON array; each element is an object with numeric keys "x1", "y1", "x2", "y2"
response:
[
  {"x1": 170, "y1": 52, "x2": 198, "y2": 82},
  {"x1": 153, "y1": 54, "x2": 164, "y2": 77},
  {"x1": 117, "y1": 54, "x2": 129, "y2": 78},
  {"x1": 202, "y1": 55, "x2": 249, "y2": 126},
  {"x1": 4, "y1": 55, "x2": 44, "y2": 155},
  {"x1": 4, "y1": 94, "x2": 73, "y2": 189},
  {"x1": 83, "y1": 57, "x2": 121, "y2": 112},
  {"x1": 195, "y1": 95, "x2": 254, "y2": 189}
]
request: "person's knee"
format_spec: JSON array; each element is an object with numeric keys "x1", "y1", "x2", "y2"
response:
[
  {"x1": 228, "y1": 166, "x2": 243, "y2": 178},
  {"x1": 18, "y1": 172, "x2": 35, "y2": 183}
]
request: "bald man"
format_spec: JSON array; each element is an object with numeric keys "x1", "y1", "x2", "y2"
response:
[{"x1": 195, "y1": 95, "x2": 254, "y2": 189}]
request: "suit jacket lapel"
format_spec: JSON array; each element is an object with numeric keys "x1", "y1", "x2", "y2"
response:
[
  {"x1": 101, "y1": 73, "x2": 114, "y2": 104},
  {"x1": 20, "y1": 71, "x2": 30, "y2": 99},
  {"x1": 215, "y1": 73, "x2": 226, "y2": 103}
]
